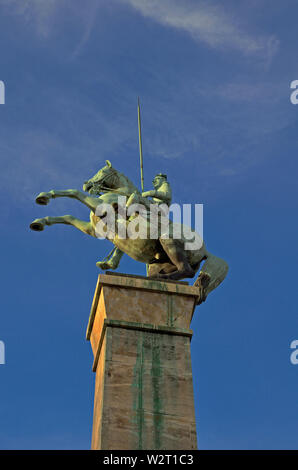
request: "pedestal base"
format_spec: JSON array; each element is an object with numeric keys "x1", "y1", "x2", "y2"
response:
[{"x1": 86, "y1": 273, "x2": 200, "y2": 450}]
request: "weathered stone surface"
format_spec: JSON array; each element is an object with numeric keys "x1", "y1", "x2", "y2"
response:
[{"x1": 87, "y1": 273, "x2": 198, "y2": 450}]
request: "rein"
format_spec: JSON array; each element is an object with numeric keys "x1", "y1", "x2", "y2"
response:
[{"x1": 94, "y1": 169, "x2": 139, "y2": 196}]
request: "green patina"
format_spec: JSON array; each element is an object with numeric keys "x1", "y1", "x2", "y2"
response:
[
  {"x1": 151, "y1": 334, "x2": 163, "y2": 449},
  {"x1": 144, "y1": 279, "x2": 169, "y2": 292},
  {"x1": 132, "y1": 333, "x2": 145, "y2": 449},
  {"x1": 30, "y1": 160, "x2": 228, "y2": 299},
  {"x1": 167, "y1": 294, "x2": 174, "y2": 327},
  {"x1": 126, "y1": 278, "x2": 136, "y2": 288},
  {"x1": 131, "y1": 331, "x2": 165, "y2": 450}
]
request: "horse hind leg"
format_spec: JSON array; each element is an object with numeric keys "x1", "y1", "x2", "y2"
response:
[
  {"x1": 147, "y1": 262, "x2": 177, "y2": 278},
  {"x1": 152, "y1": 238, "x2": 195, "y2": 280},
  {"x1": 96, "y1": 247, "x2": 124, "y2": 270},
  {"x1": 194, "y1": 252, "x2": 229, "y2": 304}
]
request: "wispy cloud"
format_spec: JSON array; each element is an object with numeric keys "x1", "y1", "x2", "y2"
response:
[
  {"x1": 0, "y1": 0, "x2": 60, "y2": 36},
  {"x1": 0, "y1": 0, "x2": 99, "y2": 55},
  {"x1": 121, "y1": 0, "x2": 279, "y2": 60},
  {"x1": 0, "y1": 89, "x2": 138, "y2": 207},
  {"x1": 70, "y1": 3, "x2": 100, "y2": 59},
  {"x1": 0, "y1": 0, "x2": 289, "y2": 202},
  {"x1": 1, "y1": 0, "x2": 279, "y2": 62}
]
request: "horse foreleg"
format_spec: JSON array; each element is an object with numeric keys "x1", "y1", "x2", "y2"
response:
[
  {"x1": 30, "y1": 215, "x2": 95, "y2": 237},
  {"x1": 35, "y1": 189, "x2": 100, "y2": 212}
]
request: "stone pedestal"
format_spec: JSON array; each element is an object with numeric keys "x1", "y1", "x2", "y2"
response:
[{"x1": 86, "y1": 272, "x2": 200, "y2": 450}]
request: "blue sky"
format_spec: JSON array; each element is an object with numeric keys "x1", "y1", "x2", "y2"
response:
[{"x1": 0, "y1": 0, "x2": 297, "y2": 449}]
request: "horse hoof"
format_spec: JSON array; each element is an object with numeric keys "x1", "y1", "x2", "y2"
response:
[
  {"x1": 29, "y1": 219, "x2": 45, "y2": 231},
  {"x1": 35, "y1": 192, "x2": 50, "y2": 205},
  {"x1": 96, "y1": 261, "x2": 115, "y2": 270}
]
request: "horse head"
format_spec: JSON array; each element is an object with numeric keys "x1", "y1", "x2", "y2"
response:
[
  {"x1": 83, "y1": 160, "x2": 119, "y2": 195},
  {"x1": 83, "y1": 160, "x2": 139, "y2": 196}
]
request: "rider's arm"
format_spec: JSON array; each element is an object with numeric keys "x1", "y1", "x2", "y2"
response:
[
  {"x1": 142, "y1": 190, "x2": 156, "y2": 198},
  {"x1": 142, "y1": 182, "x2": 172, "y2": 205}
]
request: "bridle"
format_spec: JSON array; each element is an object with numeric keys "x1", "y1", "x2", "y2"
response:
[
  {"x1": 92, "y1": 169, "x2": 118, "y2": 193},
  {"x1": 90, "y1": 168, "x2": 136, "y2": 197}
]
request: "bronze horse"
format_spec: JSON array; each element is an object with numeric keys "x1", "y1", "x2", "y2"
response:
[{"x1": 30, "y1": 161, "x2": 228, "y2": 303}]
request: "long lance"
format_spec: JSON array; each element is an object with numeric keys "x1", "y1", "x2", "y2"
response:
[
  {"x1": 137, "y1": 98, "x2": 148, "y2": 275},
  {"x1": 138, "y1": 97, "x2": 144, "y2": 193}
]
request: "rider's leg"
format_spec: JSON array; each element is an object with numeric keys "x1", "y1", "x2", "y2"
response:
[{"x1": 126, "y1": 192, "x2": 152, "y2": 211}]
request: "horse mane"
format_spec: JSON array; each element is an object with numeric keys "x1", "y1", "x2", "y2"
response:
[{"x1": 112, "y1": 167, "x2": 140, "y2": 194}]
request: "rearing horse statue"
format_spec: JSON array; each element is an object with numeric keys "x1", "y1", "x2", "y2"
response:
[{"x1": 30, "y1": 161, "x2": 228, "y2": 304}]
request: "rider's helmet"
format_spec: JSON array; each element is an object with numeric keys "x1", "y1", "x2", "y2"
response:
[{"x1": 153, "y1": 173, "x2": 167, "y2": 187}]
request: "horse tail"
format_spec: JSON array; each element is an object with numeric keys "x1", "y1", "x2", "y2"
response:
[{"x1": 198, "y1": 251, "x2": 229, "y2": 299}]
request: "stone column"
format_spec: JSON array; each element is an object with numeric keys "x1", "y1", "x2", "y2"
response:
[{"x1": 86, "y1": 272, "x2": 200, "y2": 450}]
